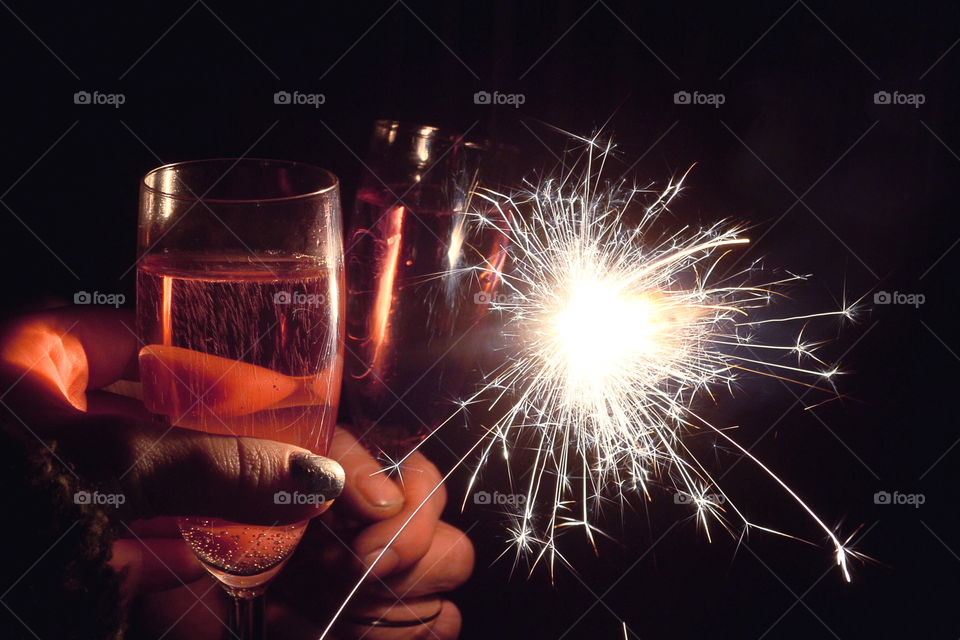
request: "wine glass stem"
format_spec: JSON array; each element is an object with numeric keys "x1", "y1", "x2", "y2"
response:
[{"x1": 229, "y1": 593, "x2": 266, "y2": 640}]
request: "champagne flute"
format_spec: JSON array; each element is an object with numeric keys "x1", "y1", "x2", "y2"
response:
[
  {"x1": 136, "y1": 158, "x2": 344, "y2": 639},
  {"x1": 344, "y1": 121, "x2": 515, "y2": 457}
]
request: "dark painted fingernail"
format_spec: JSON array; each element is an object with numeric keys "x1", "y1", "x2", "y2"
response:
[{"x1": 290, "y1": 453, "x2": 345, "y2": 500}]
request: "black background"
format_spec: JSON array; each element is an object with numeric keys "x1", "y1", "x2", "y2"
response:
[{"x1": 1, "y1": 1, "x2": 957, "y2": 638}]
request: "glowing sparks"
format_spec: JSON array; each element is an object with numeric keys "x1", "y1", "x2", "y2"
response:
[
  {"x1": 427, "y1": 137, "x2": 860, "y2": 581},
  {"x1": 317, "y1": 137, "x2": 866, "y2": 640}
]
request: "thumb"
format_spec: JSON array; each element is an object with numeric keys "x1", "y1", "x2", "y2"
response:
[{"x1": 52, "y1": 414, "x2": 344, "y2": 525}]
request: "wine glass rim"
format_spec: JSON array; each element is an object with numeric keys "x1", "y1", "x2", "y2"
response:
[
  {"x1": 372, "y1": 119, "x2": 450, "y2": 139},
  {"x1": 142, "y1": 157, "x2": 339, "y2": 204}
]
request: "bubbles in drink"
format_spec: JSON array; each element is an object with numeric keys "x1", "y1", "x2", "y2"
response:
[{"x1": 137, "y1": 254, "x2": 342, "y2": 583}]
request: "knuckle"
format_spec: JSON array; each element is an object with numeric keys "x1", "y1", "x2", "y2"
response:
[
  {"x1": 446, "y1": 529, "x2": 475, "y2": 584},
  {"x1": 409, "y1": 453, "x2": 447, "y2": 507},
  {"x1": 429, "y1": 529, "x2": 474, "y2": 591},
  {"x1": 232, "y1": 437, "x2": 276, "y2": 492},
  {"x1": 433, "y1": 476, "x2": 448, "y2": 508},
  {"x1": 434, "y1": 601, "x2": 462, "y2": 640}
]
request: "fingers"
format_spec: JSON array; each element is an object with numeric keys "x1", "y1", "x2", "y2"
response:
[
  {"x1": 330, "y1": 526, "x2": 468, "y2": 639},
  {"x1": 0, "y1": 308, "x2": 346, "y2": 525},
  {"x1": 268, "y1": 599, "x2": 462, "y2": 640},
  {"x1": 110, "y1": 536, "x2": 207, "y2": 600},
  {"x1": 341, "y1": 598, "x2": 461, "y2": 640},
  {"x1": 0, "y1": 308, "x2": 337, "y2": 422},
  {"x1": 292, "y1": 519, "x2": 473, "y2": 601},
  {"x1": 350, "y1": 452, "x2": 447, "y2": 578},
  {"x1": 0, "y1": 308, "x2": 138, "y2": 412},
  {"x1": 431, "y1": 601, "x2": 463, "y2": 640},
  {"x1": 327, "y1": 427, "x2": 404, "y2": 520},
  {"x1": 271, "y1": 435, "x2": 470, "y2": 639},
  {"x1": 139, "y1": 345, "x2": 337, "y2": 419},
  {"x1": 367, "y1": 521, "x2": 474, "y2": 599},
  {"x1": 52, "y1": 414, "x2": 344, "y2": 525}
]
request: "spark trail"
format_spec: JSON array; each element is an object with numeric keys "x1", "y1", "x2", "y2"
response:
[{"x1": 318, "y1": 136, "x2": 862, "y2": 638}]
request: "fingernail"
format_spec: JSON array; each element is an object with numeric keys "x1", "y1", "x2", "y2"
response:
[
  {"x1": 361, "y1": 547, "x2": 399, "y2": 576},
  {"x1": 290, "y1": 453, "x2": 345, "y2": 500},
  {"x1": 357, "y1": 469, "x2": 404, "y2": 509}
]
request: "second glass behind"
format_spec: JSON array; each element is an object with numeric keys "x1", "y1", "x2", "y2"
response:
[{"x1": 345, "y1": 120, "x2": 515, "y2": 456}]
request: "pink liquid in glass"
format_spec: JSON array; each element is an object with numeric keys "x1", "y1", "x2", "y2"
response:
[{"x1": 137, "y1": 254, "x2": 342, "y2": 590}]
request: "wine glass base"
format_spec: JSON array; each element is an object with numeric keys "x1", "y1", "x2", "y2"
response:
[{"x1": 204, "y1": 560, "x2": 287, "y2": 599}]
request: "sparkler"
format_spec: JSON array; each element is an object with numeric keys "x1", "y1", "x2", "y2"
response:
[
  {"x1": 319, "y1": 135, "x2": 862, "y2": 637},
  {"x1": 449, "y1": 136, "x2": 861, "y2": 579}
]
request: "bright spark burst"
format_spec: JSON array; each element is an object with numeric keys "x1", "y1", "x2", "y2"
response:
[
  {"x1": 430, "y1": 135, "x2": 861, "y2": 582},
  {"x1": 318, "y1": 135, "x2": 865, "y2": 639}
]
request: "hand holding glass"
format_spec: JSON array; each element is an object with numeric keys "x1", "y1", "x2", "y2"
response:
[{"x1": 136, "y1": 159, "x2": 344, "y2": 638}]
